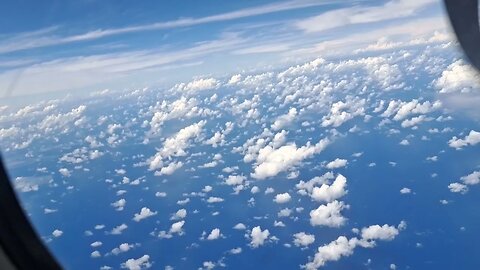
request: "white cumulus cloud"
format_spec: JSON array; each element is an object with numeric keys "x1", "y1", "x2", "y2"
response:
[
  {"x1": 304, "y1": 222, "x2": 403, "y2": 269},
  {"x1": 174, "y1": 77, "x2": 219, "y2": 93},
  {"x1": 206, "y1": 228, "x2": 222, "y2": 240},
  {"x1": 325, "y1": 159, "x2": 348, "y2": 169},
  {"x1": 293, "y1": 232, "x2": 315, "y2": 247},
  {"x1": 461, "y1": 171, "x2": 480, "y2": 185},
  {"x1": 434, "y1": 60, "x2": 480, "y2": 93},
  {"x1": 133, "y1": 207, "x2": 157, "y2": 222},
  {"x1": 271, "y1": 107, "x2": 297, "y2": 130},
  {"x1": 148, "y1": 121, "x2": 205, "y2": 172},
  {"x1": 251, "y1": 138, "x2": 330, "y2": 179},
  {"x1": 121, "y1": 255, "x2": 151, "y2": 270},
  {"x1": 274, "y1": 192, "x2": 292, "y2": 204},
  {"x1": 250, "y1": 226, "x2": 270, "y2": 248},
  {"x1": 309, "y1": 200, "x2": 347, "y2": 227},
  {"x1": 311, "y1": 174, "x2": 347, "y2": 203},
  {"x1": 448, "y1": 130, "x2": 480, "y2": 149}
]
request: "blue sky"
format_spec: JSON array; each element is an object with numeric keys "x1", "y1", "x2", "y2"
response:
[{"x1": 0, "y1": 0, "x2": 447, "y2": 98}]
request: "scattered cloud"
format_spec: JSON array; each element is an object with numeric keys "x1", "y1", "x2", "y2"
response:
[
  {"x1": 250, "y1": 226, "x2": 270, "y2": 248},
  {"x1": 434, "y1": 60, "x2": 480, "y2": 93},
  {"x1": 274, "y1": 192, "x2": 292, "y2": 204},
  {"x1": 171, "y1": 209, "x2": 187, "y2": 221},
  {"x1": 225, "y1": 175, "x2": 246, "y2": 186},
  {"x1": 322, "y1": 98, "x2": 365, "y2": 127},
  {"x1": 111, "y1": 198, "x2": 127, "y2": 211},
  {"x1": 207, "y1": 196, "x2": 224, "y2": 203},
  {"x1": 461, "y1": 171, "x2": 480, "y2": 185},
  {"x1": 311, "y1": 174, "x2": 347, "y2": 203},
  {"x1": 448, "y1": 130, "x2": 480, "y2": 149},
  {"x1": 148, "y1": 121, "x2": 205, "y2": 173},
  {"x1": 133, "y1": 207, "x2": 157, "y2": 222},
  {"x1": 251, "y1": 138, "x2": 330, "y2": 179},
  {"x1": 52, "y1": 229, "x2": 63, "y2": 238},
  {"x1": 304, "y1": 223, "x2": 402, "y2": 269},
  {"x1": 111, "y1": 224, "x2": 128, "y2": 235},
  {"x1": 206, "y1": 228, "x2": 222, "y2": 240},
  {"x1": 293, "y1": 232, "x2": 315, "y2": 247},
  {"x1": 309, "y1": 200, "x2": 348, "y2": 227},
  {"x1": 271, "y1": 108, "x2": 297, "y2": 130},
  {"x1": 111, "y1": 243, "x2": 135, "y2": 255},
  {"x1": 361, "y1": 224, "x2": 399, "y2": 242},
  {"x1": 121, "y1": 255, "x2": 151, "y2": 270},
  {"x1": 448, "y1": 182, "x2": 468, "y2": 194},
  {"x1": 173, "y1": 78, "x2": 219, "y2": 93},
  {"x1": 233, "y1": 223, "x2": 247, "y2": 230},
  {"x1": 325, "y1": 159, "x2": 348, "y2": 169}
]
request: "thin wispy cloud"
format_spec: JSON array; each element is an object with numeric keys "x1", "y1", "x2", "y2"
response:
[
  {"x1": 284, "y1": 15, "x2": 448, "y2": 61},
  {"x1": 295, "y1": 0, "x2": 437, "y2": 33},
  {"x1": 0, "y1": 0, "x2": 345, "y2": 54},
  {"x1": 0, "y1": 33, "x2": 247, "y2": 96},
  {"x1": 0, "y1": 0, "x2": 447, "y2": 97}
]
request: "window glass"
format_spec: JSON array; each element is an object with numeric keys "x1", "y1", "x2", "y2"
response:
[{"x1": 1, "y1": 1, "x2": 479, "y2": 269}]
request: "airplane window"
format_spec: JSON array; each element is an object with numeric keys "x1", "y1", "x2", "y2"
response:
[{"x1": 1, "y1": 0, "x2": 479, "y2": 269}]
